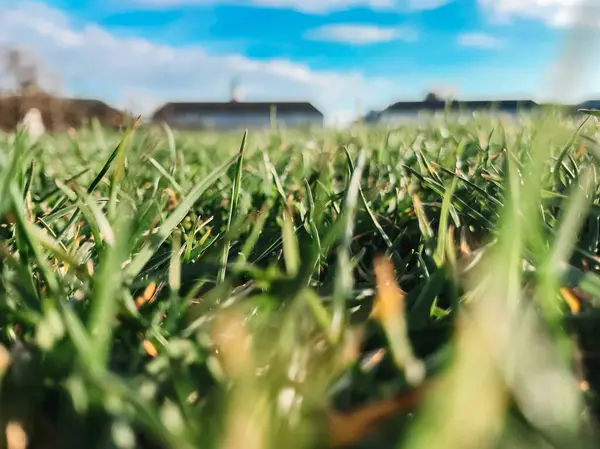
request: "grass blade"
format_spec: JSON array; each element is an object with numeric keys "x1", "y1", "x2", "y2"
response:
[
  {"x1": 87, "y1": 207, "x2": 132, "y2": 368},
  {"x1": 331, "y1": 149, "x2": 366, "y2": 343},
  {"x1": 218, "y1": 130, "x2": 247, "y2": 283},
  {"x1": 125, "y1": 153, "x2": 237, "y2": 280}
]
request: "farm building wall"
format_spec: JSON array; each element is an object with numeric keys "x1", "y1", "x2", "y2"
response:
[
  {"x1": 378, "y1": 108, "x2": 533, "y2": 125},
  {"x1": 164, "y1": 111, "x2": 322, "y2": 129}
]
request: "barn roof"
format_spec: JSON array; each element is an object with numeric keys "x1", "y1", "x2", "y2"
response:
[
  {"x1": 152, "y1": 101, "x2": 323, "y2": 120},
  {"x1": 577, "y1": 99, "x2": 600, "y2": 109},
  {"x1": 383, "y1": 93, "x2": 539, "y2": 113},
  {"x1": 0, "y1": 93, "x2": 127, "y2": 131}
]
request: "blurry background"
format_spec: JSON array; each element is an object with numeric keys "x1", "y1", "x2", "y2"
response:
[{"x1": 1, "y1": 0, "x2": 600, "y2": 127}]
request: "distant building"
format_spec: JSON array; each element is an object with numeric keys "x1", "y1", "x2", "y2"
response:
[
  {"x1": 362, "y1": 110, "x2": 382, "y2": 124},
  {"x1": 151, "y1": 101, "x2": 324, "y2": 130},
  {"x1": 366, "y1": 93, "x2": 540, "y2": 125},
  {"x1": 152, "y1": 78, "x2": 322, "y2": 130},
  {"x1": 576, "y1": 99, "x2": 600, "y2": 111},
  {"x1": 0, "y1": 92, "x2": 127, "y2": 132}
]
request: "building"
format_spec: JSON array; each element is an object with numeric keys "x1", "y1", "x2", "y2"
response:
[
  {"x1": 361, "y1": 110, "x2": 383, "y2": 124},
  {"x1": 151, "y1": 100, "x2": 324, "y2": 130},
  {"x1": 576, "y1": 99, "x2": 600, "y2": 111},
  {"x1": 0, "y1": 92, "x2": 127, "y2": 132},
  {"x1": 366, "y1": 93, "x2": 540, "y2": 125},
  {"x1": 151, "y1": 78, "x2": 323, "y2": 130}
]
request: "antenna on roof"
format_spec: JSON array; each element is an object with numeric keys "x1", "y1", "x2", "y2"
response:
[
  {"x1": 355, "y1": 96, "x2": 363, "y2": 119},
  {"x1": 230, "y1": 77, "x2": 243, "y2": 103}
]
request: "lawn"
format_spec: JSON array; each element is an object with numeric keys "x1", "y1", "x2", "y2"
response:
[{"x1": 1, "y1": 110, "x2": 600, "y2": 449}]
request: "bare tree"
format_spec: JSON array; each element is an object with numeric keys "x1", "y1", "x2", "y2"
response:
[
  {"x1": 0, "y1": 46, "x2": 67, "y2": 130},
  {"x1": 2, "y1": 46, "x2": 40, "y2": 94}
]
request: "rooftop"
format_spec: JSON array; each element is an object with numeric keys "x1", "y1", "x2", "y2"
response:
[
  {"x1": 152, "y1": 101, "x2": 323, "y2": 120},
  {"x1": 384, "y1": 93, "x2": 539, "y2": 113}
]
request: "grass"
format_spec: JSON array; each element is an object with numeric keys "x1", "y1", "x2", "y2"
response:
[{"x1": 1, "y1": 109, "x2": 600, "y2": 448}]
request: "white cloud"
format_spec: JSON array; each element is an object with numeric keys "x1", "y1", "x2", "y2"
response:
[
  {"x1": 457, "y1": 32, "x2": 505, "y2": 49},
  {"x1": 128, "y1": 0, "x2": 450, "y2": 14},
  {"x1": 0, "y1": 1, "x2": 398, "y2": 125},
  {"x1": 476, "y1": 0, "x2": 600, "y2": 102},
  {"x1": 478, "y1": 0, "x2": 600, "y2": 28},
  {"x1": 304, "y1": 24, "x2": 418, "y2": 45}
]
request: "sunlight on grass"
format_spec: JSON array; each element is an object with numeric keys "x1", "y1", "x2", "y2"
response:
[{"x1": 0, "y1": 109, "x2": 600, "y2": 448}]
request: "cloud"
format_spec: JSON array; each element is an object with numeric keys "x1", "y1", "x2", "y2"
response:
[
  {"x1": 128, "y1": 0, "x2": 450, "y2": 14},
  {"x1": 457, "y1": 32, "x2": 505, "y2": 49},
  {"x1": 304, "y1": 24, "x2": 418, "y2": 45},
  {"x1": 0, "y1": 1, "x2": 398, "y2": 125},
  {"x1": 478, "y1": 0, "x2": 600, "y2": 28}
]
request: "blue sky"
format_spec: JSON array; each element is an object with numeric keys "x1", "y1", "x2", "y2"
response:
[{"x1": 1, "y1": 0, "x2": 600, "y2": 124}]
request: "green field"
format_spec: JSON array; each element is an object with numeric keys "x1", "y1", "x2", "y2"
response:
[{"x1": 1, "y1": 110, "x2": 600, "y2": 449}]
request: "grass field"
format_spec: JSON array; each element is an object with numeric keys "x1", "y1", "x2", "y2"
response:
[{"x1": 1, "y1": 110, "x2": 600, "y2": 449}]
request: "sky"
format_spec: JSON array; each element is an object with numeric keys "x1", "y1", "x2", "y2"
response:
[{"x1": 1, "y1": 0, "x2": 600, "y2": 125}]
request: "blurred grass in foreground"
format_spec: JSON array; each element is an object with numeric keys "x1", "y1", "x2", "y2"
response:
[{"x1": 0, "y1": 110, "x2": 600, "y2": 448}]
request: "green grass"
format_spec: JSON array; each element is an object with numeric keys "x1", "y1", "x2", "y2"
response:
[{"x1": 1, "y1": 110, "x2": 600, "y2": 449}]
